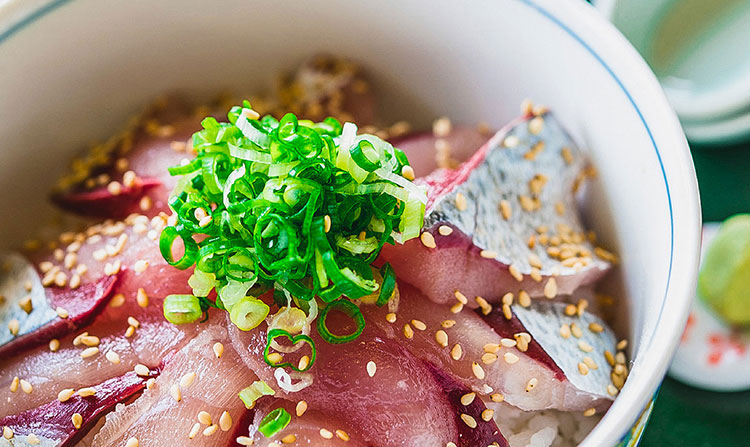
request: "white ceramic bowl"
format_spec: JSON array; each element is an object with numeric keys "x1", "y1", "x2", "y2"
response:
[{"x1": 0, "y1": 0, "x2": 701, "y2": 445}]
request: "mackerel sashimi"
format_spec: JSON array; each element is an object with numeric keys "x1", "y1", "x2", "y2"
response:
[
  {"x1": 91, "y1": 326, "x2": 252, "y2": 447},
  {"x1": 365, "y1": 283, "x2": 614, "y2": 412},
  {"x1": 381, "y1": 112, "x2": 613, "y2": 305},
  {"x1": 229, "y1": 315, "x2": 507, "y2": 447},
  {"x1": 0, "y1": 217, "x2": 195, "y2": 419}
]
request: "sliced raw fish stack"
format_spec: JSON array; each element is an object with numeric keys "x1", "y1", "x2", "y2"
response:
[
  {"x1": 389, "y1": 124, "x2": 493, "y2": 177},
  {"x1": 0, "y1": 252, "x2": 118, "y2": 358},
  {"x1": 381, "y1": 112, "x2": 611, "y2": 305},
  {"x1": 229, "y1": 314, "x2": 507, "y2": 447},
  {"x1": 364, "y1": 283, "x2": 613, "y2": 412},
  {"x1": 0, "y1": 218, "x2": 196, "y2": 418},
  {"x1": 91, "y1": 326, "x2": 252, "y2": 447},
  {"x1": 0, "y1": 369, "x2": 156, "y2": 447},
  {"x1": 50, "y1": 55, "x2": 378, "y2": 221},
  {"x1": 482, "y1": 300, "x2": 619, "y2": 410},
  {"x1": 50, "y1": 99, "x2": 201, "y2": 219}
]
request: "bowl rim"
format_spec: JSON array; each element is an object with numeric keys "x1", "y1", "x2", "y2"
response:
[{"x1": 0, "y1": 0, "x2": 702, "y2": 445}]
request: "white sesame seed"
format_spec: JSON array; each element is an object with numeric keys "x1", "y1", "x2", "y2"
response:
[
  {"x1": 72, "y1": 413, "x2": 83, "y2": 429},
  {"x1": 320, "y1": 428, "x2": 334, "y2": 439},
  {"x1": 366, "y1": 361, "x2": 377, "y2": 377},
  {"x1": 460, "y1": 392, "x2": 476, "y2": 406},
  {"x1": 107, "y1": 181, "x2": 122, "y2": 196},
  {"x1": 472, "y1": 362, "x2": 486, "y2": 380},
  {"x1": 504, "y1": 352, "x2": 520, "y2": 364},
  {"x1": 49, "y1": 338, "x2": 60, "y2": 352},
  {"x1": 236, "y1": 436, "x2": 254, "y2": 445},
  {"x1": 81, "y1": 347, "x2": 99, "y2": 359},
  {"x1": 441, "y1": 319, "x2": 456, "y2": 328},
  {"x1": 110, "y1": 293, "x2": 125, "y2": 307},
  {"x1": 528, "y1": 116, "x2": 544, "y2": 135},
  {"x1": 213, "y1": 342, "x2": 224, "y2": 358},
  {"x1": 518, "y1": 290, "x2": 531, "y2": 307},
  {"x1": 69, "y1": 274, "x2": 81, "y2": 289},
  {"x1": 125, "y1": 325, "x2": 136, "y2": 338},
  {"x1": 499, "y1": 200, "x2": 512, "y2": 220},
  {"x1": 578, "y1": 362, "x2": 590, "y2": 375},
  {"x1": 335, "y1": 429, "x2": 350, "y2": 441},
  {"x1": 80, "y1": 335, "x2": 100, "y2": 347},
  {"x1": 189, "y1": 422, "x2": 201, "y2": 439},
  {"x1": 503, "y1": 135, "x2": 520, "y2": 148},
  {"x1": 3, "y1": 426, "x2": 12, "y2": 439},
  {"x1": 411, "y1": 319, "x2": 427, "y2": 331},
  {"x1": 134, "y1": 260, "x2": 149, "y2": 274},
  {"x1": 500, "y1": 338, "x2": 517, "y2": 348},
  {"x1": 127, "y1": 316, "x2": 140, "y2": 328},
  {"x1": 134, "y1": 364, "x2": 150, "y2": 376},
  {"x1": 481, "y1": 408, "x2": 495, "y2": 422},
  {"x1": 438, "y1": 225, "x2": 454, "y2": 236},
  {"x1": 450, "y1": 302, "x2": 464, "y2": 314},
  {"x1": 544, "y1": 277, "x2": 558, "y2": 299},
  {"x1": 455, "y1": 193, "x2": 468, "y2": 211},
  {"x1": 385, "y1": 313, "x2": 397, "y2": 323},
  {"x1": 9, "y1": 376, "x2": 19, "y2": 393},
  {"x1": 401, "y1": 165, "x2": 415, "y2": 181},
  {"x1": 20, "y1": 379, "x2": 33, "y2": 394},
  {"x1": 508, "y1": 264, "x2": 523, "y2": 282},
  {"x1": 460, "y1": 413, "x2": 477, "y2": 428},
  {"x1": 451, "y1": 343, "x2": 463, "y2": 360},
  {"x1": 435, "y1": 330, "x2": 448, "y2": 347},
  {"x1": 77, "y1": 387, "x2": 96, "y2": 397},
  {"x1": 170, "y1": 383, "x2": 181, "y2": 402},
  {"x1": 617, "y1": 339, "x2": 628, "y2": 350},
  {"x1": 8, "y1": 319, "x2": 19, "y2": 336},
  {"x1": 480, "y1": 250, "x2": 497, "y2": 259},
  {"x1": 198, "y1": 411, "x2": 212, "y2": 425},
  {"x1": 103, "y1": 350, "x2": 120, "y2": 364},
  {"x1": 203, "y1": 424, "x2": 218, "y2": 436},
  {"x1": 583, "y1": 408, "x2": 597, "y2": 417},
  {"x1": 454, "y1": 290, "x2": 468, "y2": 305},
  {"x1": 281, "y1": 434, "x2": 297, "y2": 444},
  {"x1": 296, "y1": 400, "x2": 308, "y2": 417},
  {"x1": 490, "y1": 393, "x2": 505, "y2": 403},
  {"x1": 403, "y1": 323, "x2": 414, "y2": 339},
  {"x1": 180, "y1": 372, "x2": 196, "y2": 388},
  {"x1": 571, "y1": 322, "x2": 583, "y2": 338},
  {"x1": 27, "y1": 433, "x2": 40, "y2": 445},
  {"x1": 420, "y1": 232, "x2": 436, "y2": 249},
  {"x1": 146, "y1": 378, "x2": 156, "y2": 389},
  {"x1": 219, "y1": 411, "x2": 233, "y2": 431},
  {"x1": 578, "y1": 340, "x2": 594, "y2": 353}
]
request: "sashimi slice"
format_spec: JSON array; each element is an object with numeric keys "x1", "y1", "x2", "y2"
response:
[
  {"x1": 92, "y1": 326, "x2": 253, "y2": 447},
  {"x1": 482, "y1": 300, "x2": 619, "y2": 409},
  {"x1": 0, "y1": 251, "x2": 118, "y2": 358},
  {"x1": 390, "y1": 124, "x2": 492, "y2": 177},
  {"x1": 380, "y1": 112, "x2": 611, "y2": 305},
  {"x1": 51, "y1": 100, "x2": 201, "y2": 219},
  {"x1": 0, "y1": 369, "x2": 155, "y2": 447},
  {"x1": 364, "y1": 283, "x2": 613, "y2": 412},
  {"x1": 229, "y1": 313, "x2": 505, "y2": 446},
  {"x1": 0, "y1": 217, "x2": 195, "y2": 418}
]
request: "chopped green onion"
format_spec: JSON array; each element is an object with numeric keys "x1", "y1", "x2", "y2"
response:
[
  {"x1": 238, "y1": 381, "x2": 275, "y2": 409},
  {"x1": 317, "y1": 299, "x2": 366, "y2": 344},
  {"x1": 163, "y1": 294, "x2": 203, "y2": 324},
  {"x1": 376, "y1": 263, "x2": 397, "y2": 307},
  {"x1": 229, "y1": 296, "x2": 270, "y2": 331},
  {"x1": 264, "y1": 328, "x2": 316, "y2": 372},
  {"x1": 160, "y1": 102, "x2": 425, "y2": 356},
  {"x1": 258, "y1": 407, "x2": 292, "y2": 437}
]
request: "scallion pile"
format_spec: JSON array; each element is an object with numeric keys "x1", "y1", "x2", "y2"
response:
[{"x1": 160, "y1": 101, "x2": 425, "y2": 373}]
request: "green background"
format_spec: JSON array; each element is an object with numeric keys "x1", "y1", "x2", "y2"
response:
[{"x1": 641, "y1": 140, "x2": 750, "y2": 447}]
